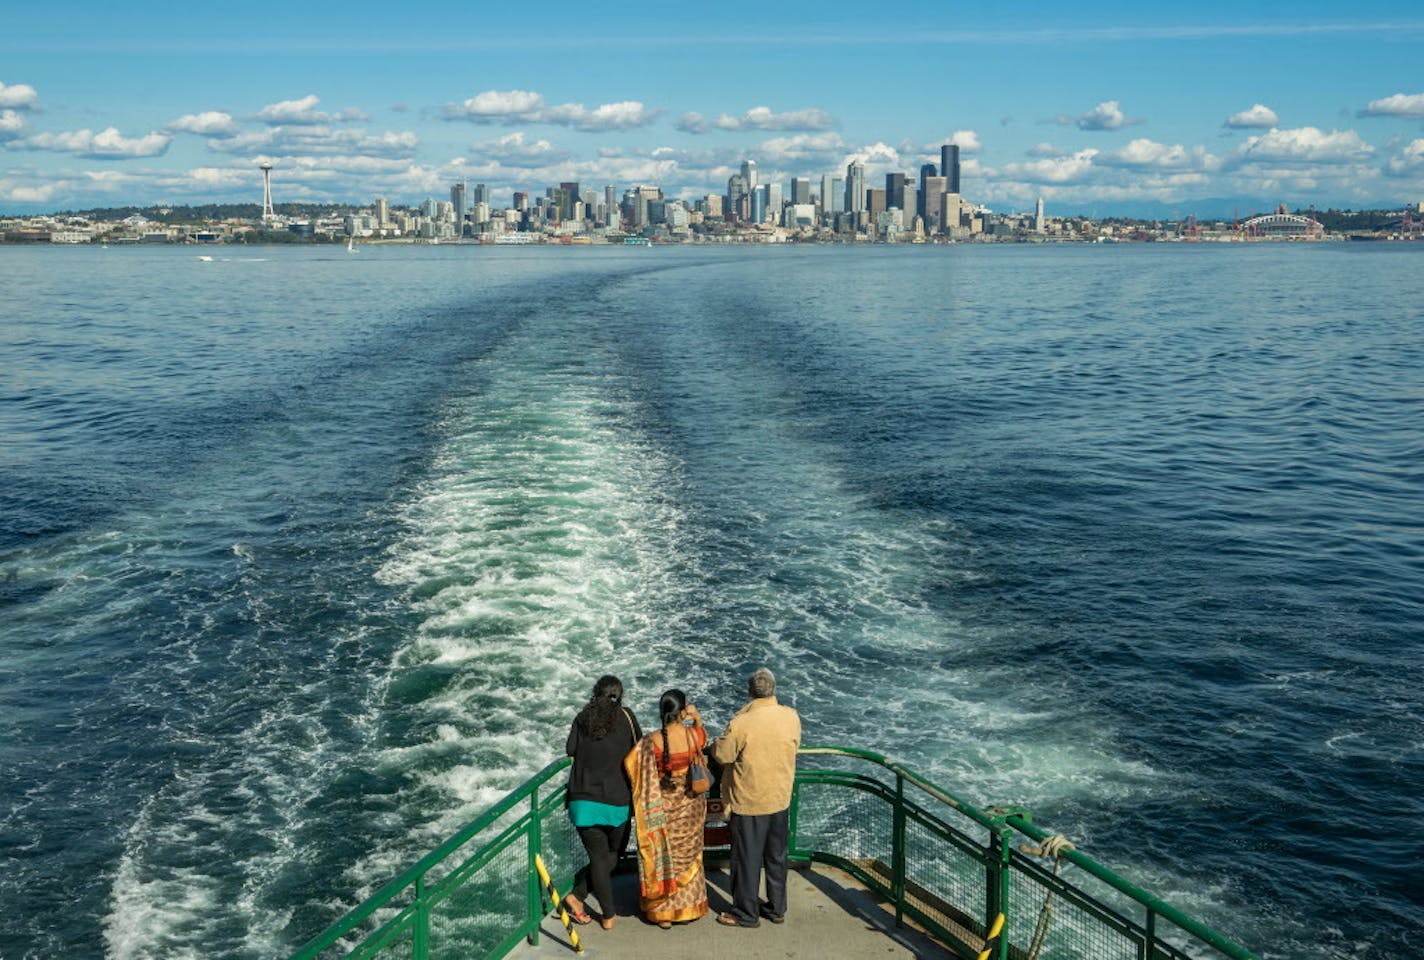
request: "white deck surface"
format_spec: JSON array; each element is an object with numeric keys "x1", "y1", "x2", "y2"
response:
[{"x1": 507, "y1": 861, "x2": 960, "y2": 960}]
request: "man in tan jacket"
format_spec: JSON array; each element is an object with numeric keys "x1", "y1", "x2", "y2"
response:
[{"x1": 711, "y1": 667, "x2": 801, "y2": 927}]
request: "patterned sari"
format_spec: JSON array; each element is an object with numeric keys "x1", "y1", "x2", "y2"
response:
[{"x1": 624, "y1": 729, "x2": 709, "y2": 924}]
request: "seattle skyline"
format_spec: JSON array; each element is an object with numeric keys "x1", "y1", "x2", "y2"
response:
[{"x1": 3, "y1": 1, "x2": 1424, "y2": 217}]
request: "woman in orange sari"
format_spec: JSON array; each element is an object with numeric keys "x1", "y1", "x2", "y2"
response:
[{"x1": 624, "y1": 689, "x2": 709, "y2": 928}]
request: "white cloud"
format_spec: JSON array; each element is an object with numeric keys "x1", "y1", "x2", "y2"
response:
[
  {"x1": 471, "y1": 131, "x2": 572, "y2": 168},
  {"x1": 996, "y1": 149, "x2": 1101, "y2": 184},
  {"x1": 206, "y1": 126, "x2": 418, "y2": 158},
  {"x1": 1100, "y1": 139, "x2": 1219, "y2": 171},
  {"x1": 0, "y1": 83, "x2": 39, "y2": 109},
  {"x1": 167, "y1": 111, "x2": 239, "y2": 136},
  {"x1": 677, "y1": 112, "x2": 708, "y2": 134},
  {"x1": 1234, "y1": 126, "x2": 1374, "y2": 164},
  {"x1": 1360, "y1": 92, "x2": 1424, "y2": 119},
  {"x1": 948, "y1": 130, "x2": 981, "y2": 153},
  {"x1": 1226, "y1": 104, "x2": 1279, "y2": 129},
  {"x1": 7, "y1": 126, "x2": 171, "y2": 159},
  {"x1": 0, "y1": 109, "x2": 26, "y2": 140},
  {"x1": 1385, "y1": 138, "x2": 1424, "y2": 176},
  {"x1": 754, "y1": 132, "x2": 848, "y2": 166},
  {"x1": 253, "y1": 95, "x2": 365, "y2": 126},
  {"x1": 443, "y1": 90, "x2": 661, "y2": 131},
  {"x1": 713, "y1": 106, "x2": 837, "y2": 132},
  {"x1": 1027, "y1": 142, "x2": 1062, "y2": 158},
  {"x1": 1061, "y1": 100, "x2": 1131, "y2": 131}
]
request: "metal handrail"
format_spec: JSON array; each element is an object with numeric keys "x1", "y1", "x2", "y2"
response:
[{"x1": 285, "y1": 745, "x2": 1256, "y2": 960}]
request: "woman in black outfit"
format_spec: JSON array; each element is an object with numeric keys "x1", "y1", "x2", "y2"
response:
[{"x1": 564, "y1": 674, "x2": 642, "y2": 929}]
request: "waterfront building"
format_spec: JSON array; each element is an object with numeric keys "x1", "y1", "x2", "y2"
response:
[
  {"x1": 941, "y1": 144, "x2": 961, "y2": 194},
  {"x1": 702, "y1": 194, "x2": 723, "y2": 218},
  {"x1": 845, "y1": 162, "x2": 866, "y2": 214},
  {"x1": 374, "y1": 197, "x2": 389, "y2": 227},
  {"x1": 1035, "y1": 196, "x2": 1045, "y2": 234},
  {"x1": 940, "y1": 192, "x2": 962, "y2": 233},
  {"x1": 785, "y1": 204, "x2": 817, "y2": 229}
]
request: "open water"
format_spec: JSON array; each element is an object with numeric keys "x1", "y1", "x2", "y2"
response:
[{"x1": 1, "y1": 242, "x2": 1421, "y2": 959}]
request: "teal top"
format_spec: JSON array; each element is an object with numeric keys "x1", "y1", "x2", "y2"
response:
[{"x1": 568, "y1": 799, "x2": 629, "y2": 828}]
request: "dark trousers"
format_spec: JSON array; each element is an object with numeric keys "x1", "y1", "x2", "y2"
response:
[
  {"x1": 571, "y1": 821, "x2": 629, "y2": 916},
  {"x1": 728, "y1": 808, "x2": 789, "y2": 922}
]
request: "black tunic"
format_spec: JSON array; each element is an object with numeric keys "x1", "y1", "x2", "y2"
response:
[{"x1": 565, "y1": 706, "x2": 642, "y2": 807}]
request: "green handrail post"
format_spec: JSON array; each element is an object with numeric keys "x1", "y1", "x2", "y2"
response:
[
  {"x1": 892, "y1": 771, "x2": 907, "y2": 928},
  {"x1": 1143, "y1": 908, "x2": 1157, "y2": 960},
  {"x1": 527, "y1": 784, "x2": 542, "y2": 947},
  {"x1": 788, "y1": 777, "x2": 801, "y2": 859},
  {"x1": 985, "y1": 824, "x2": 1012, "y2": 960},
  {"x1": 412, "y1": 873, "x2": 428, "y2": 960}
]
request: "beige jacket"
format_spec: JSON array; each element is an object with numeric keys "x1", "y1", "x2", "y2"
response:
[{"x1": 711, "y1": 696, "x2": 801, "y2": 816}]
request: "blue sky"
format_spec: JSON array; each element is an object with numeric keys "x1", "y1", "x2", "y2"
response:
[{"x1": 3, "y1": 1, "x2": 1423, "y2": 216}]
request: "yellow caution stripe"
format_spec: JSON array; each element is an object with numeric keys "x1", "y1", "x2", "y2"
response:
[
  {"x1": 975, "y1": 913, "x2": 1005, "y2": 960},
  {"x1": 533, "y1": 854, "x2": 584, "y2": 955}
]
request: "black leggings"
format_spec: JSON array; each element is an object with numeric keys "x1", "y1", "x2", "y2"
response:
[{"x1": 570, "y1": 821, "x2": 630, "y2": 916}]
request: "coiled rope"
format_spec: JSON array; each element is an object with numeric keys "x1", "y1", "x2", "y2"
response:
[{"x1": 1018, "y1": 834, "x2": 1075, "y2": 960}]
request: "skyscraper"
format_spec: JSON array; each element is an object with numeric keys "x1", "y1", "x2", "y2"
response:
[
  {"x1": 472, "y1": 183, "x2": 490, "y2": 205},
  {"x1": 885, "y1": 172, "x2": 907, "y2": 214},
  {"x1": 918, "y1": 163, "x2": 937, "y2": 220},
  {"x1": 940, "y1": 144, "x2": 961, "y2": 194},
  {"x1": 1035, "y1": 196, "x2": 1045, "y2": 234},
  {"x1": 741, "y1": 159, "x2": 758, "y2": 194},
  {"x1": 604, "y1": 184, "x2": 616, "y2": 226},
  {"x1": 451, "y1": 182, "x2": 467, "y2": 234},
  {"x1": 921, "y1": 176, "x2": 947, "y2": 233},
  {"x1": 845, "y1": 162, "x2": 865, "y2": 214},
  {"x1": 791, "y1": 177, "x2": 811, "y2": 205},
  {"x1": 560, "y1": 181, "x2": 580, "y2": 222}
]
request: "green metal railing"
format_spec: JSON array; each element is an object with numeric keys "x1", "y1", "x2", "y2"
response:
[{"x1": 288, "y1": 747, "x2": 1257, "y2": 960}]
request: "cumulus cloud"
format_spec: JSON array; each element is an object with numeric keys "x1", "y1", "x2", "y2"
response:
[
  {"x1": 7, "y1": 126, "x2": 171, "y2": 159},
  {"x1": 1226, "y1": 104, "x2": 1279, "y2": 129},
  {"x1": 947, "y1": 130, "x2": 981, "y2": 153},
  {"x1": 754, "y1": 132, "x2": 848, "y2": 166},
  {"x1": 0, "y1": 109, "x2": 26, "y2": 140},
  {"x1": 205, "y1": 126, "x2": 418, "y2": 158},
  {"x1": 443, "y1": 90, "x2": 661, "y2": 131},
  {"x1": 1385, "y1": 138, "x2": 1424, "y2": 176},
  {"x1": 712, "y1": 106, "x2": 837, "y2": 132},
  {"x1": 1099, "y1": 138, "x2": 1219, "y2": 171},
  {"x1": 167, "y1": 111, "x2": 239, "y2": 136},
  {"x1": 1234, "y1": 126, "x2": 1374, "y2": 164},
  {"x1": 0, "y1": 82, "x2": 39, "y2": 109},
  {"x1": 1359, "y1": 92, "x2": 1424, "y2": 119},
  {"x1": 471, "y1": 131, "x2": 572, "y2": 168},
  {"x1": 677, "y1": 112, "x2": 708, "y2": 134},
  {"x1": 996, "y1": 149, "x2": 1101, "y2": 184},
  {"x1": 1060, "y1": 100, "x2": 1132, "y2": 131},
  {"x1": 254, "y1": 95, "x2": 365, "y2": 126}
]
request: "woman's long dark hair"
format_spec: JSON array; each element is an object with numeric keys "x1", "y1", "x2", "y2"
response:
[
  {"x1": 580, "y1": 675, "x2": 624, "y2": 739},
  {"x1": 657, "y1": 689, "x2": 687, "y2": 785}
]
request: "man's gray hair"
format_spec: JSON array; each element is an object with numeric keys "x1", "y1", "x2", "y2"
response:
[{"x1": 748, "y1": 667, "x2": 776, "y2": 699}]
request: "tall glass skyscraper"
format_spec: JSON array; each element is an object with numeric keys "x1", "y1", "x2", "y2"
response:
[
  {"x1": 940, "y1": 144, "x2": 961, "y2": 194},
  {"x1": 845, "y1": 162, "x2": 865, "y2": 214}
]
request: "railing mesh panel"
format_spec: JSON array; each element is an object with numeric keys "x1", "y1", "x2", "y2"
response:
[
  {"x1": 1006, "y1": 866, "x2": 1139, "y2": 960},
  {"x1": 426, "y1": 839, "x2": 525, "y2": 960},
  {"x1": 793, "y1": 779, "x2": 893, "y2": 871},
  {"x1": 903, "y1": 812, "x2": 986, "y2": 943}
]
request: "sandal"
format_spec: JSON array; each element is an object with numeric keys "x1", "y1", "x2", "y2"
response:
[
  {"x1": 716, "y1": 912, "x2": 760, "y2": 928},
  {"x1": 562, "y1": 896, "x2": 592, "y2": 925}
]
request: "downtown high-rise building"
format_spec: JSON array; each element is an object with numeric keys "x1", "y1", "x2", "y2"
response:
[
  {"x1": 451, "y1": 182, "x2": 467, "y2": 233},
  {"x1": 845, "y1": 162, "x2": 866, "y2": 214},
  {"x1": 918, "y1": 164, "x2": 937, "y2": 220},
  {"x1": 921, "y1": 176, "x2": 948, "y2": 232},
  {"x1": 885, "y1": 172, "x2": 907, "y2": 214},
  {"x1": 741, "y1": 159, "x2": 758, "y2": 194},
  {"x1": 791, "y1": 177, "x2": 811, "y2": 205},
  {"x1": 940, "y1": 144, "x2": 961, "y2": 194}
]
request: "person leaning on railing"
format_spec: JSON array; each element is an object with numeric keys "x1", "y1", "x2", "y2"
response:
[
  {"x1": 712, "y1": 667, "x2": 802, "y2": 929},
  {"x1": 563, "y1": 674, "x2": 643, "y2": 930}
]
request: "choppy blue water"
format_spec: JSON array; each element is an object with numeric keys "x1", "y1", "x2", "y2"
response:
[{"x1": 1, "y1": 242, "x2": 1421, "y2": 959}]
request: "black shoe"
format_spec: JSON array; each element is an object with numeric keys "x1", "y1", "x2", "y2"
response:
[{"x1": 759, "y1": 903, "x2": 785, "y2": 924}]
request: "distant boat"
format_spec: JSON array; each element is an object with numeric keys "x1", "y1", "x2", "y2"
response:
[
  {"x1": 347, "y1": 236, "x2": 357, "y2": 253},
  {"x1": 197, "y1": 255, "x2": 214, "y2": 262}
]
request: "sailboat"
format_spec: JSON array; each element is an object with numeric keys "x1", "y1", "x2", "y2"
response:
[{"x1": 347, "y1": 235, "x2": 357, "y2": 253}]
